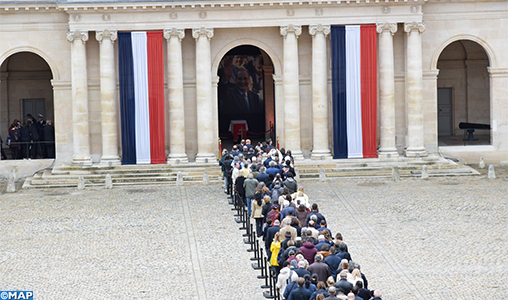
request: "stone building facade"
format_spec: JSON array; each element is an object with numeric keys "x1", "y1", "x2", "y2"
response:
[{"x1": 0, "y1": 0, "x2": 506, "y2": 165}]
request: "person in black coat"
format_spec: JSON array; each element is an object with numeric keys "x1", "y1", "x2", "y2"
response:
[
  {"x1": 294, "y1": 261, "x2": 311, "y2": 278},
  {"x1": 265, "y1": 219, "x2": 281, "y2": 257},
  {"x1": 286, "y1": 277, "x2": 313, "y2": 300},
  {"x1": 334, "y1": 271, "x2": 353, "y2": 295},
  {"x1": 43, "y1": 120, "x2": 55, "y2": 158},
  {"x1": 28, "y1": 120, "x2": 42, "y2": 159},
  {"x1": 20, "y1": 123, "x2": 31, "y2": 159},
  {"x1": 0, "y1": 135, "x2": 7, "y2": 160}
]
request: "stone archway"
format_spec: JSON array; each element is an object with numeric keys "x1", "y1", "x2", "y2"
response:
[
  {"x1": 0, "y1": 51, "x2": 55, "y2": 159},
  {"x1": 216, "y1": 45, "x2": 276, "y2": 150},
  {"x1": 436, "y1": 40, "x2": 491, "y2": 146}
]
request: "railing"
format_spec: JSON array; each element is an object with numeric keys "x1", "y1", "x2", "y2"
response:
[
  {"x1": 0, "y1": 141, "x2": 55, "y2": 160},
  {"x1": 227, "y1": 185, "x2": 281, "y2": 300}
]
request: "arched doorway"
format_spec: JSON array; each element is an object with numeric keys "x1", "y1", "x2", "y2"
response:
[
  {"x1": 437, "y1": 40, "x2": 490, "y2": 146},
  {"x1": 0, "y1": 52, "x2": 54, "y2": 159},
  {"x1": 217, "y1": 45, "x2": 275, "y2": 151}
]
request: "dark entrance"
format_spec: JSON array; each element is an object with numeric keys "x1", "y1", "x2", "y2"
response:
[{"x1": 217, "y1": 45, "x2": 275, "y2": 150}]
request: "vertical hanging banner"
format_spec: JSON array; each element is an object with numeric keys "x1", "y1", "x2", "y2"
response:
[
  {"x1": 118, "y1": 31, "x2": 166, "y2": 164},
  {"x1": 331, "y1": 25, "x2": 377, "y2": 159}
]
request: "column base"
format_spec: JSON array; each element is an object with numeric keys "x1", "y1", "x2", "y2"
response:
[
  {"x1": 405, "y1": 148, "x2": 427, "y2": 158},
  {"x1": 195, "y1": 152, "x2": 216, "y2": 163},
  {"x1": 99, "y1": 155, "x2": 121, "y2": 166},
  {"x1": 311, "y1": 149, "x2": 332, "y2": 160},
  {"x1": 291, "y1": 150, "x2": 305, "y2": 161},
  {"x1": 72, "y1": 155, "x2": 93, "y2": 167},
  {"x1": 167, "y1": 153, "x2": 189, "y2": 165},
  {"x1": 378, "y1": 148, "x2": 400, "y2": 159}
]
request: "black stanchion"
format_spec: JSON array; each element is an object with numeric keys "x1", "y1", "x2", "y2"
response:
[
  {"x1": 263, "y1": 268, "x2": 275, "y2": 299},
  {"x1": 261, "y1": 257, "x2": 270, "y2": 288},
  {"x1": 257, "y1": 249, "x2": 267, "y2": 279},
  {"x1": 242, "y1": 208, "x2": 249, "y2": 236},
  {"x1": 244, "y1": 220, "x2": 253, "y2": 245},
  {"x1": 247, "y1": 224, "x2": 255, "y2": 252},
  {"x1": 252, "y1": 240, "x2": 262, "y2": 267}
]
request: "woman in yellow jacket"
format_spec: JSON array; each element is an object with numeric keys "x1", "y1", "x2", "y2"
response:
[{"x1": 270, "y1": 232, "x2": 282, "y2": 276}]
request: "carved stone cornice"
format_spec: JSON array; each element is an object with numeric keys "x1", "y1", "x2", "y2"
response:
[
  {"x1": 192, "y1": 27, "x2": 214, "y2": 40},
  {"x1": 404, "y1": 21, "x2": 425, "y2": 35},
  {"x1": 164, "y1": 28, "x2": 185, "y2": 41},
  {"x1": 280, "y1": 25, "x2": 302, "y2": 38},
  {"x1": 66, "y1": 30, "x2": 89, "y2": 43},
  {"x1": 376, "y1": 22, "x2": 397, "y2": 35},
  {"x1": 309, "y1": 24, "x2": 330, "y2": 37},
  {"x1": 95, "y1": 30, "x2": 118, "y2": 43}
]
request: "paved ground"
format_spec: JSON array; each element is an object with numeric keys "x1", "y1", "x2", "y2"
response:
[{"x1": 0, "y1": 166, "x2": 507, "y2": 299}]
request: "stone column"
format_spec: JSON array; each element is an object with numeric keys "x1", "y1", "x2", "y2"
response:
[
  {"x1": 164, "y1": 28, "x2": 188, "y2": 164},
  {"x1": 488, "y1": 67, "x2": 508, "y2": 150},
  {"x1": 192, "y1": 27, "x2": 215, "y2": 163},
  {"x1": 280, "y1": 25, "x2": 304, "y2": 160},
  {"x1": 404, "y1": 22, "x2": 427, "y2": 157},
  {"x1": 263, "y1": 66, "x2": 275, "y2": 141},
  {"x1": 377, "y1": 22, "x2": 399, "y2": 159},
  {"x1": 309, "y1": 24, "x2": 332, "y2": 160},
  {"x1": 273, "y1": 74, "x2": 285, "y2": 147},
  {"x1": 67, "y1": 30, "x2": 92, "y2": 166},
  {"x1": 212, "y1": 76, "x2": 220, "y2": 157},
  {"x1": 0, "y1": 72, "x2": 8, "y2": 138},
  {"x1": 96, "y1": 30, "x2": 120, "y2": 166},
  {"x1": 423, "y1": 69, "x2": 440, "y2": 154}
]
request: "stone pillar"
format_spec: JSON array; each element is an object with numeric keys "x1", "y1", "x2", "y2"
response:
[
  {"x1": 96, "y1": 30, "x2": 120, "y2": 166},
  {"x1": 488, "y1": 67, "x2": 508, "y2": 150},
  {"x1": 404, "y1": 22, "x2": 427, "y2": 157},
  {"x1": 280, "y1": 25, "x2": 304, "y2": 160},
  {"x1": 309, "y1": 24, "x2": 332, "y2": 160},
  {"x1": 164, "y1": 28, "x2": 188, "y2": 164},
  {"x1": 264, "y1": 66, "x2": 275, "y2": 141},
  {"x1": 67, "y1": 30, "x2": 92, "y2": 166},
  {"x1": 0, "y1": 72, "x2": 8, "y2": 138},
  {"x1": 212, "y1": 76, "x2": 220, "y2": 157},
  {"x1": 423, "y1": 69, "x2": 440, "y2": 154},
  {"x1": 377, "y1": 22, "x2": 399, "y2": 159},
  {"x1": 273, "y1": 74, "x2": 285, "y2": 147},
  {"x1": 192, "y1": 27, "x2": 215, "y2": 163}
]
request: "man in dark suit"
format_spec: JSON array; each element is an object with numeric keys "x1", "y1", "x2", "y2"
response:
[{"x1": 225, "y1": 68, "x2": 261, "y2": 114}]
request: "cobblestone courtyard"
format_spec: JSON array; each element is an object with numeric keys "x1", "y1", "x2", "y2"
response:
[{"x1": 1, "y1": 168, "x2": 507, "y2": 299}]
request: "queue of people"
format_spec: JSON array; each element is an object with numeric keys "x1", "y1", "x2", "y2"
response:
[
  {"x1": 2, "y1": 113, "x2": 55, "y2": 160},
  {"x1": 220, "y1": 139, "x2": 384, "y2": 300}
]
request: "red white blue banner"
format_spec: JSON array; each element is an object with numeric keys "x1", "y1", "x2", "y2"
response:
[
  {"x1": 118, "y1": 31, "x2": 166, "y2": 164},
  {"x1": 331, "y1": 25, "x2": 378, "y2": 159}
]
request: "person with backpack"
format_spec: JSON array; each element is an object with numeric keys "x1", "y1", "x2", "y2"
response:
[{"x1": 276, "y1": 261, "x2": 298, "y2": 299}]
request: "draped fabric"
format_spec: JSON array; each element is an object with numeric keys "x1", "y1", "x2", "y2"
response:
[
  {"x1": 331, "y1": 25, "x2": 378, "y2": 159},
  {"x1": 147, "y1": 32, "x2": 166, "y2": 164},
  {"x1": 118, "y1": 31, "x2": 166, "y2": 165},
  {"x1": 360, "y1": 25, "x2": 378, "y2": 158},
  {"x1": 118, "y1": 32, "x2": 136, "y2": 164}
]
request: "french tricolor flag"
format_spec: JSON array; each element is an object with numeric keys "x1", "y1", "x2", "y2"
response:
[
  {"x1": 118, "y1": 31, "x2": 166, "y2": 164},
  {"x1": 331, "y1": 25, "x2": 378, "y2": 159}
]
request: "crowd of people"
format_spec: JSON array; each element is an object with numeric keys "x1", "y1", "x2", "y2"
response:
[
  {"x1": 220, "y1": 139, "x2": 384, "y2": 300},
  {"x1": 1, "y1": 113, "x2": 55, "y2": 160}
]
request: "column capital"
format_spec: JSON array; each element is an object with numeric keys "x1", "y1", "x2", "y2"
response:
[
  {"x1": 164, "y1": 28, "x2": 185, "y2": 41},
  {"x1": 192, "y1": 27, "x2": 213, "y2": 40},
  {"x1": 404, "y1": 21, "x2": 425, "y2": 35},
  {"x1": 309, "y1": 24, "x2": 330, "y2": 37},
  {"x1": 95, "y1": 30, "x2": 118, "y2": 44},
  {"x1": 376, "y1": 22, "x2": 398, "y2": 35},
  {"x1": 280, "y1": 25, "x2": 302, "y2": 38},
  {"x1": 66, "y1": 30, "x2": 89, "y2": 43}
]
